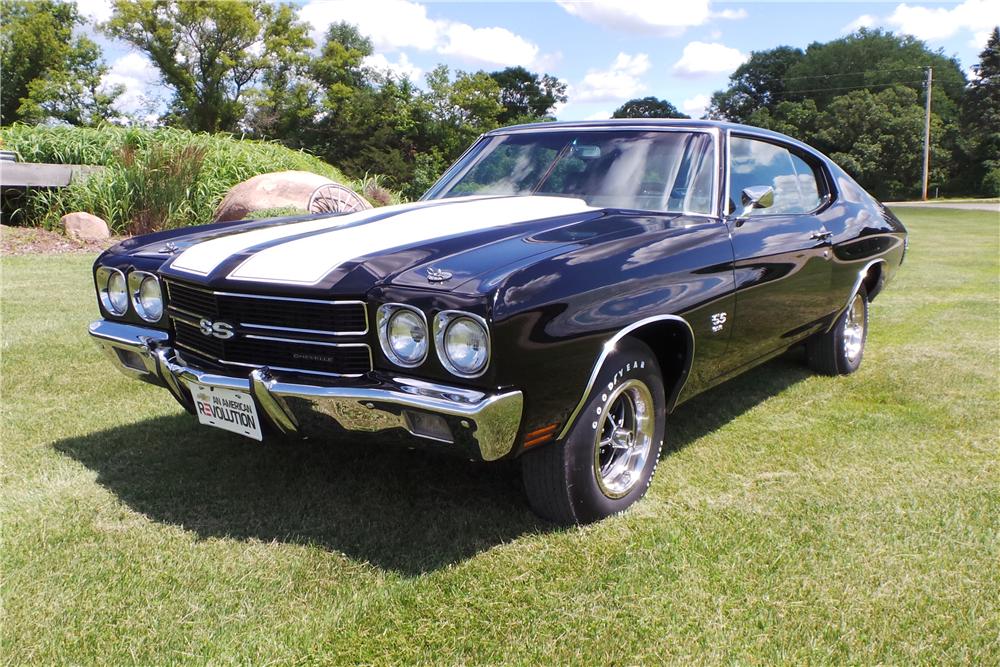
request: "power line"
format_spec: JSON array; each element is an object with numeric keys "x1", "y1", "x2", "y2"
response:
[
  {"x1": 767, "y1": 79, "x2": 928, "y2": 97},
  {"x1": 773, "y1": 66, "x2": 927, "y2": 84}
]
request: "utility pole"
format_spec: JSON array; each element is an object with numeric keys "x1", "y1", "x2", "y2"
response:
[{"x1": 922, "y1": 66, "x2": 933, "y2": 200}]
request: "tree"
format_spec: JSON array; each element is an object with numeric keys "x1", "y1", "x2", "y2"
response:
[
  {"x1": 612, "y1": 97, "x2": 687, "y2": 119},
  {"x1": 244, "y1": 3, "x2": 317, "y2": 142},
  {"x1": 962, "y1": 27, "x2": 1000, "y2": 194},
  {"x1": 488, "y1": 66, "x2": 567, "y2": 124},
  {"x1": 706, "y1": 46, "x2": 804, "y2": 122},
  {"x1": 105, "y1": 0, "x2": 309, "y2": 133},
  {"x1": 1, "y1": 0, "x2": 121, "y2": 125}
]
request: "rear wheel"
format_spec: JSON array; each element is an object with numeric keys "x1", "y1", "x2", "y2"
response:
[
  {"x1": 521, "y1": 338, "x2": 666, "y2": 524},
  {"x1": 807, "y1": 286, "x2": 869, "y2": 375}
]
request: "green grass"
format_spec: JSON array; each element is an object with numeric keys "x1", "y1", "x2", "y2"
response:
[
  {"x1": 2, "y1": 209, "x2": 997, "y2": 664},
  {"x1": 0, "y1": 125, "x2": 400, "y2": 234}
]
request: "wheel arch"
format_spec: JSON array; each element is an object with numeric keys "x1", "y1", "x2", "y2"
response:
[{"x1": 556, "y1": 315, "x2": 695, "y2": 440}]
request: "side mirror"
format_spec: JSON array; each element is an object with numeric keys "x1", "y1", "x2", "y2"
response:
[{"x1": 738, "y1": 185, "x2": 775, "y2": 219}]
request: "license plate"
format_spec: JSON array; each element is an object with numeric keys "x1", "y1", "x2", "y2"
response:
[{"x1": 190, "y1": 383, "x2": 263, "y2": 441}]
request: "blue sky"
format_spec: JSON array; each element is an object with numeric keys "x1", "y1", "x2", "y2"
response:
[{"x1": 80, "y1": 0, "x2": 997, "y2": 122}]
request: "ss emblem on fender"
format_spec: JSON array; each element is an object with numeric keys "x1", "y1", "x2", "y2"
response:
[
  {"x1": 710, "y1": 312, "x2": 727, "y2": 333},
  {"x1": 198, "y1": 318, "x2": 235, "y2": 340}
]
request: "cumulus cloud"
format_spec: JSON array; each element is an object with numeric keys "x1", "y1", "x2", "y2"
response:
[
  {"x1": 556, "y1": 0, "x2": 745, "y2": 35},
  {"x1": 102, "y1": 52, "x2": 163, "y2": 119},
  {"x1": 844, "y1": 0, "x2": 999, "y2": 43},
  {"x1": 573, "y1": 53, "x2": 651, "y2": 103},
  {"x1": 78, "y1": 0, "x2": 114, "y2": 25},
  {"x1": 438, "y1": 24, "x2": 538, "y2": 66},
  {"x1": 363, "y1": 52, "x2": 423, "y2": 82},
  {"x1": 300, "y1": 0, "x2": 541, "y2": 67},
  {"x1": 584, "y1": 110, "x2": 612, "y2": 121},
  {"x1": 672, "y1": 42, "x2": 747, "y2": 77},
  {"x1": 682, "y1": 94, "x2": 711, "y2": 119}
]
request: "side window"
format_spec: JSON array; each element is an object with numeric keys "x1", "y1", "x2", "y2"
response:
[{"x1": 728, "y1": 136, "x2": 825, "y2": 216}]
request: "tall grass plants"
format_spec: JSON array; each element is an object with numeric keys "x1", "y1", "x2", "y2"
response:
[{"x1": 1, "y1": 124, "x2": 396, "y2": 234}]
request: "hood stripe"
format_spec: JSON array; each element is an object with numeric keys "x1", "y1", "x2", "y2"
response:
[
  {"x1": 169, "y1": 198, "x2": 450, "y2": 276},
  {"x1": 226, "y1": 196, "x2": 594, "y2": 286}
]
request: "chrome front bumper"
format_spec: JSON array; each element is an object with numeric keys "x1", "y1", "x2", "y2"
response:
[{"x1": 88, "y1": 320, "x2": 524, "y2": 461}]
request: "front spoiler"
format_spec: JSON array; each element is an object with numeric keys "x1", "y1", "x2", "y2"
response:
[{"x1": 88, "y1": 320, "x2": 524, "y2": 461}]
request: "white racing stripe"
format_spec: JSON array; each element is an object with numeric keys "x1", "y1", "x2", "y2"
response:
[
  {"x1": 227, "y1": 196, "x2": 594, "y2": 286},
  {"x1": 170, "y1": 199, "x2": 434, "y2": 276}
]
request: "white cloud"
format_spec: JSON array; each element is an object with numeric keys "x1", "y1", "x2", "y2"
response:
[
  {"x1": 439, "y1": 24, "x2": 538, "y2": 66},
  {"x1": 842, "y1": 14, "x2": 878, "y2": 33},
  {"x1": 682, "y1": 94, "x2": 711, "y2": 119},
  {"x1": 556, "y1": 0, "x2": 744, "y2": 36},
  {"x1": 78, "y1": 0, "x2": 113, "y2": 24},
  {"x1": 364, "y1": 52, "x2": 423, "y2": 82},
  {"x1": 584, "y1": 110, "x2": 611, "y2": 121},
  {"x1": 844, "y1": 0, "x2": 999, "y2": 43},
  {"x1": 102, "y1": 52, "x2": 163, "y2": 120},
  {"x1": 672, "y1": 42, "x2": 747, "y2": 77},
  {"x1": 573, "y1": 52, "x2": 651, "y2": 103},
  {"x1": 300, "y1": 0, "x2": 541, "y2": 67}
]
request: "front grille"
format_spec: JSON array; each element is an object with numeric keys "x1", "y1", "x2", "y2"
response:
[
  {"x1": 166, "y1": 280, "x2": 372, "y2": 377},
  {"x1": 166, "y1": 281, "x2": 367, "y2": 335}
]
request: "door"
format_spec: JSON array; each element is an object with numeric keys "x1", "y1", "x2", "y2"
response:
[{"x1": 725, "y1": 134, "x2": 833, "y2": 367}]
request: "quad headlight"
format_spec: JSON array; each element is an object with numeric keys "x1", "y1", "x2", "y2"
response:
[
  {"x1": 96, "y1": 266, "x2": 129, "y2": 316},
  {"x1": 129, "y1": 271, "x2": 163, "y2": 322},
  {"x1": 378, "y1": 304, "x2": 428, "y2": 367},
  {"x1": 435, "y1": 311, "x2": 490, "y2": 378}
]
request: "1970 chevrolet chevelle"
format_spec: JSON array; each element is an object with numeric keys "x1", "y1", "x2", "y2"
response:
[{"x1": 89, "y1": 120, "x2": 907, "y2": 523}]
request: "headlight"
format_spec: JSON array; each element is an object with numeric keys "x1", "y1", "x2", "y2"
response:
[
  {"x1": 378, "y1": 305, "x2": 428, "y2": 367},
  {"x1": 435, "y1": 311, "x2": 490, "y2": 378},
  {"x1": 97, "y1": 267, "x2": 129, "y2": 316},
  {"x1": 129, "y1": 271, "x2": 163, "y2": 322}
]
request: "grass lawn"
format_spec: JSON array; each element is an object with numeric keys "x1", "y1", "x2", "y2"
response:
[{"x1": 2, "y1": 209, "x2": 997, "y2": 665}]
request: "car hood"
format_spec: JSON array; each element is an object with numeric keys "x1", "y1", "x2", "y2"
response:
[{"x1": 155, "y1": 195, "x2": 604, "y2": 295}]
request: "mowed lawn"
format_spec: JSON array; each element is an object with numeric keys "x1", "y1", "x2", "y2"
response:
[{"x1": 2, "y1": 208, "x2": 997, "y2": 665}]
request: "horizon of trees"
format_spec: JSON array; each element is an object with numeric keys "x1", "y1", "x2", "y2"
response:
[{"x1": 2, "y1": 0, "x2": 997, "y2": 199}]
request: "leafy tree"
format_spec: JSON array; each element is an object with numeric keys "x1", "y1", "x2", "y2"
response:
[
  {"x1": 784, "y1": 29, "x2": 966, "y2": 122},
  {"x1": 612, "y1": 97, "x2": 688, "y2": 119},
  {"x1": 962, "y1": 27, "x2": 1000, "y2": 194},
  {"x1": 489, "y1": 66, "x2": 567, "y2": 124},
  {"x1": 105, "y1": 0, "x2": 308, "y2": 133},
  {"x1": 245, "y1": 4, "x2": 317, "y2": 142},
  {"x1": 707, "y1": 46, "x2": 804, "y2": 122},
  {"x1": 1, "y1": 0, "x2": 121, "y2": 125}
]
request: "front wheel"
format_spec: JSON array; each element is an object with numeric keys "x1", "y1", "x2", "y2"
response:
[
  {"x1": 521, "y1": 338, "x2": 666, "y2": 524},
  {"x1": 807, "y1": 286, "x2": 869, "y2": 375}
]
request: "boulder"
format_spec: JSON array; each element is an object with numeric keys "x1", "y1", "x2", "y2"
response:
[
  {"x1": 61, "y1": 212, "x2": 110, "y2": 241},
  {"x1": 214, "y1": 170, "x2": 335, "y2": 222}
]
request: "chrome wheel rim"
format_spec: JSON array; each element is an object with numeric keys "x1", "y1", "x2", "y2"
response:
[
  {"x1": 843, "y1": 293, "x2": 865, "y2": 362},
  {"x1": 594, "y1": 379, "x2": 655, "y2": 499}
]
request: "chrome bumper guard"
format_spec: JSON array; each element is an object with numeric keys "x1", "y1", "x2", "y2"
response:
[{"x1": 89, "y1": 320, "x2": 523, "y2": 461}]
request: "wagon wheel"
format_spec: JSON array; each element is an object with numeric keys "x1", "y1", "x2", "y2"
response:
[{"x1": 307, "y1": 183, "x2": 373, "y2": 214}]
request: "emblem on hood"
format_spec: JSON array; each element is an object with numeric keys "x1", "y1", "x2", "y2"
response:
[{"x1": 426, "y1": 267, "x2": 453, "y2": 283}]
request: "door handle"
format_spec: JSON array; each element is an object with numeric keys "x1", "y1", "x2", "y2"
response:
[{"x1": 811, "y1": 230, "x2": 832, "y2": 240}]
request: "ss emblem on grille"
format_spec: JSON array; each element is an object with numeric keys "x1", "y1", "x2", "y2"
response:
[{"x1": 198, "y1": 318, "x2": 235, "y2": 340}]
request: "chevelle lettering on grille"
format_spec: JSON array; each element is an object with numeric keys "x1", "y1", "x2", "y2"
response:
[{"x1": 88, "y1": 119, "x2": 907, "y2": 524}]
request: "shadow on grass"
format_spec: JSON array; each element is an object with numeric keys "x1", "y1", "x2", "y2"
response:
[{"x1": 53, "y1": 350, "x2": 809, "y2": 576}]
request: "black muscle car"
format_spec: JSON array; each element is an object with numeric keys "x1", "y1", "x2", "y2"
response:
[{"x1": 89, "y1": 120, "x2": 907, "y2": 524}]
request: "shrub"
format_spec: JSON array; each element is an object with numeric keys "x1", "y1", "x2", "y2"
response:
[{"x1": 1, "y1": 124, "x2": 401, "y2": 234}]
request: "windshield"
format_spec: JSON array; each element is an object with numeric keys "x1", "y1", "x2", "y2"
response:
[{"x1": 427, "y1": 130, "x2": 717, "y2": 215}]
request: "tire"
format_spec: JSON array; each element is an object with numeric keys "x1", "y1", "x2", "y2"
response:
[
  {"x1": 521, "y1": 338, "x2": 666, "y2": 524},
  {"x1": 807, "y1": 285, "x2": 869, "y2": 376}
]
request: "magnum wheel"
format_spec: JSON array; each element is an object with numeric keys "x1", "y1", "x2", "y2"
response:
[
  {"x1": 521, "y1": 338, "x2": 666, "y2": 524},
  {"x1": 807, "y1": 286, "x2": 869, "y2": 375}
]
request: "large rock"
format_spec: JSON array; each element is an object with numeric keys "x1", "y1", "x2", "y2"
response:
[
  {"x1": 214, "y1": 170, "x2": 335, "y2": 222},
  {"x1": 61, "y1": 212, "x2": 110, "y2": 241}
]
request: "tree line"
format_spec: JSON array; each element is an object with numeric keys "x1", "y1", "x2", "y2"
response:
[{"x1": 2, "y1": 0, "x2": 998, "y2": 199}]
